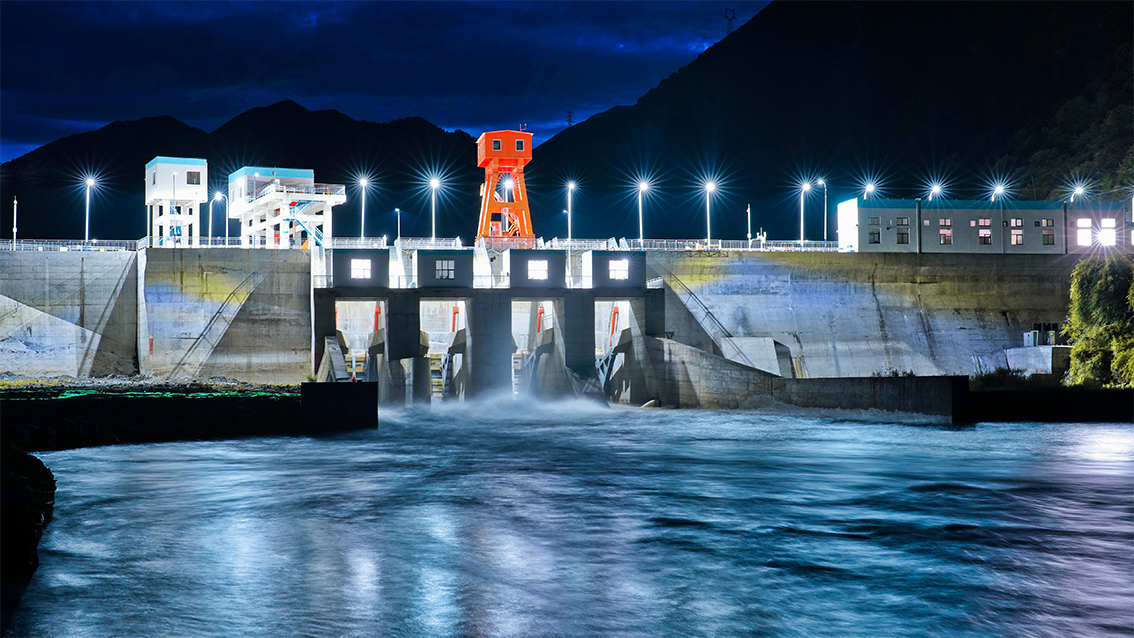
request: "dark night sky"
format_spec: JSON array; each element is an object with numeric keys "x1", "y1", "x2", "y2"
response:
[{"x1": 0, "y1": 1, "x2": 768, "y2": 164}]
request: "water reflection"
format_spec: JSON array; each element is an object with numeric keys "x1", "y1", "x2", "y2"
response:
[{"x1": 8, "y1": 409, "x2": 1133, "y2": 637}]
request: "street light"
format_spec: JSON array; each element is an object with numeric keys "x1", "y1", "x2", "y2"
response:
[
  {"x1": 395, "y1": 208, "x2": 402, "y2": 242},
  {"x1": 429, "y1": 178, "x2": 441, "y2": 241},
  {"x1": 84, "y1": 177, "x2": 96, "y2": 242},
  {"x1": 215, "y1": 192, "x2": 228, "y2": 245},
  {"x1": 1071, "y1": 186, "x2": 1084, "y2": 203},
  {"x1": 704, "y1": 181, "x2": 717, "y2": 244},
  {"x1": 800, "y1": 181, "x2": 811, "y2": 245},
  {"x1": 566, "y1": 181, "x2": 576, "y2": 242},
  {"x1": 209, "y1": 191, "x2": 223, "y2": 241},
  {"x1": 929, "y1": 184, "x2": 942, "y2": 201},
  {"x1": 637, "y1": 180, "x2": 649, "y2": 246},
  {"x1": 358, "y1": 178, "x2": 369, "y2": 239},
  {"x1": 991, "y1": 184, "x2": 1005, "y2": 202},
  {"x1": 863, "y1": 182, "x2": 876, "y2": 199},
  {"x1": 816, "y1": 179, "x2": 828, "y2": 243}
]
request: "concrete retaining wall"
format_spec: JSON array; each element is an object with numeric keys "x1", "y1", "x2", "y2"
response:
[
  {"x1": 0, "y1": 251, "x2": 138, "y2": 377},
  {"x1": 140, "y1": 249, "x2": 312, "y2": 383},
  {"x1": 651, "y1": 252, "x2": 1073, "y2": 379}
]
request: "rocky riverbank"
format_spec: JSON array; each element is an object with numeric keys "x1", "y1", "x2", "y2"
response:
[{"x1": 0, "y1": 446, "x2": 55, "y2": 635}]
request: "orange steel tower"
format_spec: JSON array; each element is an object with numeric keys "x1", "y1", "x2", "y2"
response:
[{"x1": 476, "y1": 130, "x2": 535, "y2": 241}]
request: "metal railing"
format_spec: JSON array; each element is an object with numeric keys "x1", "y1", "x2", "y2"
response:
[
  {"x1": 251, "y1": 181, "x2": 346, "y2": 202},
  {"x1": 327, "y1": 237, "x2": 389, "y2": 250},
  {"x1": 4, "y1": 239, "x2": 141, "y2": 252},
  {"x1": 395, "y1": 237, "x2": 465, "y2": 250}
]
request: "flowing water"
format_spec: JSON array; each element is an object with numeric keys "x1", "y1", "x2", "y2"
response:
[{"x1": 8, "y1": 401, "x2": 1134, "y2": 637}]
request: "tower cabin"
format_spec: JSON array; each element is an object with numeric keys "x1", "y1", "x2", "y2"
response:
[
  {"x1": 227, "y1": 167, "x2": 345, "y2": 249},
  {"x1": 145, "y1": 157, "x2": 208, "y2": 247},
  {"x1": 476, "y1": 130, "x2": 535, "y2": 245}
]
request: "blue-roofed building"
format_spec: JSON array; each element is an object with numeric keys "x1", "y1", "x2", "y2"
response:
[{"x1": 837, "y1": 197, "x2": 1131, "y2": 254}]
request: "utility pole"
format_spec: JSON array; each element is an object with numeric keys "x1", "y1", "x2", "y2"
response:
[{"x1": 11, "y1": 197, "x2": 16, "y2": 247}]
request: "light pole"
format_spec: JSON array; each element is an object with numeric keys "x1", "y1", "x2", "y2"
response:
[
  {"x1": 800, "y1": 181, "x2": 811, "y2": 246},
  {"x1": 429, "y1": 178, "x2": 440, "y2": 242},
  {"x1": 359, "y1": 178, "x2": 369, "y2": 239},
  {"x1": 11, "y1": 197, "x2": 16, "y2": 246},
  {"x1": 929, "y1": 184, "x2": 941, "y2": 201},
  {"x1": 817, "y1": 179, "x2": 827, "y2": 243},
  {"x1": 637, "y1": 181, "x2": 649, "y2": 246},
  {"x1": 395, "y1": 208, "x2": 402, "y2": 242},
  {"x1": 566, "y1": 181, "x2": 575, "y2": 242},
  {"x1": 746, "y1": 204, "x2": 751, "y2": 246},
  {"x1": 1071, "y1": 186, "x2": 1084, "y2": 203},
  {"x1": 704, "y1": 181, "x2": 716, "y2": 244},
  {"x1": 991, "y1": 184, "x2": 1004, "y2": 202},
  {"x1": 84, "y1": 178, "x2": 95, "y2": 242},
  {"x1": 864, "y1": 182, "x2": 875, "y2": 199},
  {"x1": 209, "y1": 191, "x2": 223, "y2": 241}
]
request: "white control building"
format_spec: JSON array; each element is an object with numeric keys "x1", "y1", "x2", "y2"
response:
[
  {"x1": 227, "y1": 167, "x2": 345, "y2": 249},
  {"x1": 145, "y1": 157, "x2": 208, "y2": 246}
]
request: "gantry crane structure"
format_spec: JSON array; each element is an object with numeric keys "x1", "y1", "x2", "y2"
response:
[{"x1": 476, "y1": 130, "x2": 535, "y2": 245}]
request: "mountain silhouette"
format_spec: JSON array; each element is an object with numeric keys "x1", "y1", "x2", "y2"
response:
[{"x1": 1, "y1": 1, "x2": 1130, "y2": 243}]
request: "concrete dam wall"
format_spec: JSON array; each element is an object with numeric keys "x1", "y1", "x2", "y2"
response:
[
  {"x1": 0, "y1": 251, "x2": 138, "y2": 378},
  {"x1": 1, "y1": 249, "x2": 312, "y2": 383},
  {"x1": 650, "y1": 251, "x2": 1074, "y2": 379}
]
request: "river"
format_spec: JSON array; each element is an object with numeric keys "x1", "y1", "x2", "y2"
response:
[{"x1": 8, "y1": 401, "x2": 1134, "y2": 637}]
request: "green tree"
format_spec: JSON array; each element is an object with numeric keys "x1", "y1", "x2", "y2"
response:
[{"x1": 1063, "y1": 255, "x2": 1134, "y2": 387}]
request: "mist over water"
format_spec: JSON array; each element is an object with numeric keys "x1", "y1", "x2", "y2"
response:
[{"x1": 9, "y1": 406, "x2": 1134, "y2": 637}]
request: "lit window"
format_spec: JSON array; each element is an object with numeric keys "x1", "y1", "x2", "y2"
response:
[
  {"x1": 868, "y1": 229, "x2": 880, "y2": 244},
  {"x1": 1042, "y1": 218, "x2": 1055, "y2": 227},
  {"x1": 1101, "y1": 218, "x2": 1116, "y2": 228},
  {"x1": 1010, "y1": 218, "x2": 1022, "y2": 227},
  {"x1": 186, "y1": 171, "x2": 201, "y2": 185},
  {"x1": 1100, "y1": 229, "x2": 1116, "y2": 246},
  {"x1": 897, "y1": 217, "x2": 909, "y2": 226},
  {"x1": 492, "y1": 139, "x2": 501, "y2": 151},
  {"x1": 923, "y1": 219, "x2": 929, "y2": 226},
  {"x1": 939, "y1": 218, "x2": 951, "y2": 226},
  {"x1": 1042, "y1": 229, "x2": 1055, "y2": 245},
  {"x1": 350, "y1": 259, "x2": 371, "y2": 279},
  {"x1": 978, "y1": 229, "x2": 992, "y2": 245},
  {"x1": 436, "y1": 259, "x2": 455, "y2": 280},
  {"x1": 528, "y1": 259, "x2": 548, "y2": 280},
  {"x1": 939, "y1": 229, "x2": 952, "y2": 245},
  {"x1": 609, "y1": 259, "x2": 629, "y2": 280},
  {"x1": 1077, "y1": 229, "x2": 1092, "y2": 246},
  {"x1": 970, "y1": 220, "x2": 977, "y2": 227},
  {"x1": 868, "y1": 216, "x2": 880, "y2": 226},
  {"x1": 1010, "y1": 229, "x2": 1023, "y2": 245},
  {"x1": 897, "y1": 230, "x2": 909, "y2": 244},
  {"x1": 515, "y1": 139, "x2": 525, "y2": 152},
  {"x1": 978, "y1": 218, "x2": 991, "y2": 227},
  {"x1": 1077, "y1": 218, "x2": 1091, "y2": 228}
]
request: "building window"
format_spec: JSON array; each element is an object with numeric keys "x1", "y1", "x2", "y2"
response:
[
  {"x1": 350, "y1": 259, "x2": 371, "y2": 279},
  {"x1": 978, "y1": 218, "x2": 991, "y2": 227},
  {"x1": 970, "y1": 220, "x2": 977, "y2": 227},
  {"x1": 186, "y1": 171, "x2": 201, "y2": 185},
  {"x1": 867, "y1": 216, "x2": 880, "y2": 226},
  {"x1": 1011, "y1": 229, "x2": 1024, "y2": 245},
  {"x1": 1100, "y1": 229, "x2": 1117, "y2": 246},
  {"x1": 1076, "y1": 218, "x2": 1091, "y2": 228},
  {"x1": 897, "y1": 230, "x2": 909, "y2": 244},
  {"x1": 436, "y1": 259, "x2": 455, "y2": 280},
  {"x1": 152, "y1": 172, "x2": 156, "y2": 185},
  {"x1": 939, "y1": 218, "x2": 951, "y2": 226},
  {"x1": 868, "y1": 229, "x2": 880, "y2": 244},
  {"x1": 923, "y1": 219, "x2": 929, "y2": 226},
  {"x1": 1042, "y1": 229, "x2": 1055, "y2": 245},
  {"x1": 609, "y1": 259, "x2": 629, "y2": 280},
  {"x1": 527, "y1": 259, "x2": 548, "y2": 280},
  {"x1": 939, "y1": 229, "x2": 952, "y2": 245},
  {"x1": 979, "y1": 229, "x2": 992, "y2": 245},
  {"x1": 1010, "y1": 218, "x2": 1022, "y2": 227},
  {"x1": 515, "y1": 139, "x2": 525, "y2": 152},
  {"x1": 1042, "y1": 218, "x2": 1055, "y2": 227},
  {"x1": 1102, "y1": 218, "x2": 1116, "y2": 228},
  {"x1": 492, "y1": 139, "x2": 501, "y2": 151},
  {"x1": 896, "y1": 217, "x2": 909, "y2": 226},
  {"x1": 1077, "y1": 229, "x2": 1092, "y2": 246}
]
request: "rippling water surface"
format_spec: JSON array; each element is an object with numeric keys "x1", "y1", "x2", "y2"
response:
[{"x1": 9, "y1": 402, "x2": 1134, "y2": 637}]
